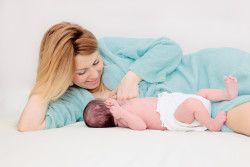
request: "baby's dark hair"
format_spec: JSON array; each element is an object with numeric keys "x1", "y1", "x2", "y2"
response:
[{"x1": 83, "y1": 99, "x2": 115, "y2": 128}]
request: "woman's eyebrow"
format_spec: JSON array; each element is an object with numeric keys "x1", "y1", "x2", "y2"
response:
[
  {"x1": 75, "y1": 55, "x2": 99, "y2": 71},
  {"x1": 76, "y1": 68, "x2": 87, "y2": 71}
]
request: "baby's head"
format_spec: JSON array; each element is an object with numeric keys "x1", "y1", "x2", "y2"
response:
[{"x1": 83, "y1": 98, "x2": 115, "y2": 128}]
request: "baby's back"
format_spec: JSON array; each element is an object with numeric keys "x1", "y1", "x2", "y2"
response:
[{"x1": 121, "y1": 97, "x2": 166, "y2": 130}]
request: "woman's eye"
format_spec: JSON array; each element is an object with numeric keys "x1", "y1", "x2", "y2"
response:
[
  {"x1": 93, "y1": 60, "x2": 99, "y2": 65},
  {"x1": 78, "y1": 71, "x2": 86, "y2": 75}
]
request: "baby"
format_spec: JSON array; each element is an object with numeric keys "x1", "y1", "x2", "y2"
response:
[{"x1": 83, "y1": 76, "x2": 238, "y2": 132}]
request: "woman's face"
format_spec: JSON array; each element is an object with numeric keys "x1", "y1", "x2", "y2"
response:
[{"x1": 73, "y1": 51, "x2": 103, "y2": 90}]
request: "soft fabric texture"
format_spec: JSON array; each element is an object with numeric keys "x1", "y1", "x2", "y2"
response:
[
  {"x1": 157, "y1": 92, "x2": 211, "y2": 131},
  {"x1": 2, "y1": 121, "x2": 250, "y2": 167},
  {"x1": 45, "y1": 37, "x2": 250, "y2": 132}
]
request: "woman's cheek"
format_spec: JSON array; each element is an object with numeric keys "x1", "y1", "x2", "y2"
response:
[
  {"x1": 73, "y1": 75, "x2": 83, "y2": 84},
  {"x1": 80, "y1": 75, "x2": 88, "y2": 83}
]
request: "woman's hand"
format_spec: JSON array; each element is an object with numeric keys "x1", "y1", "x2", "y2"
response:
[
  {"x1": 18, "y1": 94, "x2": 48, "y2": 132},
  {"x1": 109, "y1": 70, "x2": 142, "y2": 101}
]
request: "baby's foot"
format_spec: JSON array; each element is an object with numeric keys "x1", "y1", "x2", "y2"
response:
[
  {"x1": 209, "y1": 111, "x2": 227, "y2": 132},
  {"x1": 224, "y1": 76, "x2": 238, "y2": 100}
]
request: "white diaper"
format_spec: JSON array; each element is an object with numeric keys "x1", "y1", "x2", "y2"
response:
[{"x1": 157, "y1": 92, "x2": 211, "y2": 132}]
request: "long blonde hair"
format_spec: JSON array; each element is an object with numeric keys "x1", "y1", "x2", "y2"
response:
[{"x1": 30, "y1": 22, "x2": 101, "y2": 101}]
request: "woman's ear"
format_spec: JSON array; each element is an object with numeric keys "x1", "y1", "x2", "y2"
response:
[{"x1": 69, "y1": 81, "x2": 74, "y2": 86}]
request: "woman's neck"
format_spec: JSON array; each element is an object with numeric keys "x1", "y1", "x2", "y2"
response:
[{"x1": 92, "y1": 85, "x2": 111, "y2": 98}]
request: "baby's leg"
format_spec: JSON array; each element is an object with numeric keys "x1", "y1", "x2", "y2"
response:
[
  {"x1": 196, "y1": 76, "x2": 238, "y2": 101},
  {"x1": 174, "y1": 98, "x2": 226, "y2": 132}
]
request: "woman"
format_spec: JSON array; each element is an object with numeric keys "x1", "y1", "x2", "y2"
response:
[{"x1": 18, "y1": 22, "x2": 250, "y2": 136}]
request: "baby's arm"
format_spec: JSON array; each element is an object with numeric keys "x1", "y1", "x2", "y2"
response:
[{"x1": 110, "y1": 104, "x2": 147, "y2": 131}]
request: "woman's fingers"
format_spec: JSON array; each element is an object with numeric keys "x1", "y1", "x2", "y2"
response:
[
  {"x1": 109, "y1": 89, "x2": 118, "y2": 99},
  {"x1": 118, "y1": 93, "x2": 136, "y2": 101},
  {"x1": 110, "y1": 70, "x2": 140, "y2": 101},
  {"x1": 113, "y1": 85, "x2": 139, "y2": 101}
]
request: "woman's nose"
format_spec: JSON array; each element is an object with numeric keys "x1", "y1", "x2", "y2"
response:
[{"x1": 87, "y1": 67, "x2": 99, "y2": 79}]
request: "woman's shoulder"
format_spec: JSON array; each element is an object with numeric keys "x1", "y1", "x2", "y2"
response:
[
  {"x1": 97, "y1": 36, "x2": 176, "y2": 52},
  {"x1": 98, "y1": 36, "x2": 170, "y2": 41}
]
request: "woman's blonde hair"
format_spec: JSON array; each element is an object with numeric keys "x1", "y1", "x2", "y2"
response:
[{"x1": 30, "y1": 22, "x2": 102, "y2": 101}]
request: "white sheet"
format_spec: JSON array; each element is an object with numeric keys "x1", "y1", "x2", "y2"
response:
[{"x1": 1, "y1": 119, "x2": 250, "y2": 167}]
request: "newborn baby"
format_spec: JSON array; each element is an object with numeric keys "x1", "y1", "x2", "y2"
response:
[{"x1": 83, "y1": 76, "x2": 238, "y2": 132}]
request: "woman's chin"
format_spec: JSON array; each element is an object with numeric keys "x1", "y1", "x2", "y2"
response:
[{"x1": 85, "y1": 81, "x2": 100, "y2": 89}]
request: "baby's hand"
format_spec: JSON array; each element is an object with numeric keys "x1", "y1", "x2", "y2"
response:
[
  {"x1": 105, "y1": 98, "x2": 125, "y2": 119},
  {"x1": 104, "y1": 98, "x2": 119, "y2": 107},
  {"x1": 110, "y1": 104, "x2": 122, "y2": 119},
  {"x1": 118, "y1": 100, "x2": 127, "y2": 106}
]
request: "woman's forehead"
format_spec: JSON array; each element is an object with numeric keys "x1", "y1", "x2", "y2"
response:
[{"x1": 74, "y1": 51, "x2": 99, "y2": 69}]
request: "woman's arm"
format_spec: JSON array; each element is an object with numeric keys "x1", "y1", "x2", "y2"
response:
[
  {"x1": 18, "y1": 87, "x2": 94, "y2": 131},
  {"x1": 18, "y1": 95, "x2": 48, "y2": 132},
  {"x1": 99, "y1": 37, "x2": 183, "y2": 100},
  {"x1": 109, "y1": 70, "x2": 142, "y2": 100},
  {"x1": 99, "y1": 37, "x2": 183, "y2": 83}
]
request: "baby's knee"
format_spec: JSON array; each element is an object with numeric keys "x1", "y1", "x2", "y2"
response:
[{"x1": 184, "y1": 98, "x2": 203, "y2": 109}]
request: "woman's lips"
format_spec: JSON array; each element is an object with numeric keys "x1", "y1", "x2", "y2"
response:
[{"x1": 86, "y1": 77, "x2": 99, "y2": 85}]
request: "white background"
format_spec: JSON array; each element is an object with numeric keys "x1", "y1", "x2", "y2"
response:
[{"x1": 1, "y1": 0, "x2": 250, "y2": 118}]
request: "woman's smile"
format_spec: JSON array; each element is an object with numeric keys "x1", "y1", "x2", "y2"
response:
[{"x1": 86, "y1": 77, "x2": 100, "y2": 85}]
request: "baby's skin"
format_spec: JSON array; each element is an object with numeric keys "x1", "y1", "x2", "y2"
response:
[
  {"x1": 105, "y1": 76, "x2": 238, "y2": 131},
  {"x1": 108, "y1": 97, "x2": 166, "y2": 130}
]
